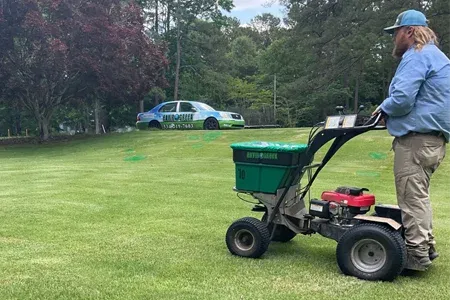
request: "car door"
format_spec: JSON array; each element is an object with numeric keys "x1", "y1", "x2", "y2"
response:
[
  {"x1": 159, "y1": 102, "x2": 179, "y2": 129},
  {"x1": 178, "y1": 102, "x2": 199, "y2": 129}
]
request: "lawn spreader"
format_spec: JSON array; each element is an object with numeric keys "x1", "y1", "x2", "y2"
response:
[{"x1": 225, "y1": 108, "x2": 407, "y2": 282}]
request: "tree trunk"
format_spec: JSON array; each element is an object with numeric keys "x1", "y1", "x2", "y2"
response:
[
  {"x1": 139, "y1": 99, "x2": 144, "y2": 112},
  {"x1": 343, "y1": 72, "x2": 350, "y2": 109},
  {"x1": 354, "y1": 61, "x2": 363, "y2": 113},
  {"x1": 40, "y1": 117, "x2": 50, "y2": 140},
  {"x1": 354, "y1": 75, "x2": 360, "y2": 114},
  {"x1": 154, "y1": 93, "x2": 160, "y2": 107},
  {"x1": 286, "y1": 100, "x2": 291, "y2": 127},
  {"x1": 32, "y1": 102, "x2": 50, "y2": 140},
  {"x1": 155, "y1": 0, "x2": 159, "y2": 34},
  {"x1": 95, "y1": 98, "x2": 101, "y2": 134},
  {"x1": 174, "y1": 17, "x2": 181, "y2": 101},
  {"x1": 14, "y1": 107, "x2": 22, "y2": 136},
  {"x1": 166, "y1": 3, "x2": 171, "y2": 35},
  {"x1": 84, "y1": 105, "x2": 90, "y2": 134}
]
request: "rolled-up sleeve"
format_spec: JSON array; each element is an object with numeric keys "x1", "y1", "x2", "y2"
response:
[{"x1": 381, "y1": 58, "x2": 428, "y2": 117}]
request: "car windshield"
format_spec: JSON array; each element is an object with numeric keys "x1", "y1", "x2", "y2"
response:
[{"x1": 195, "y1": 103, "x2": 215, "y2": 111}]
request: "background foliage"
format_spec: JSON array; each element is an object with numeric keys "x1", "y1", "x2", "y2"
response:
[{"x1": 1, "y1": 0, "x2": 449, "y2": 138}]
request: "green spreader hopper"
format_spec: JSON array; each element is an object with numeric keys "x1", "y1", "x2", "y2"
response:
[{"x1": 230, "y1": 141, "x2": 309, "y2": 194}]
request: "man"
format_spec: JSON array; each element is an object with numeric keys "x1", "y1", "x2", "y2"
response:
[{"x1": 373, "y1": 9, "x2": 450, "y2": 271}]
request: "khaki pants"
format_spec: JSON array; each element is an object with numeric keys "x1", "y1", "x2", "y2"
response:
[{"x1": 393, "y1": 133, "x2": 446, "y2": 257}]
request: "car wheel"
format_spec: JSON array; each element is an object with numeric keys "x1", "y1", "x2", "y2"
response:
[
  {"x1": 204, "y1": 118, "x2": 219, "y2": 130},
  {"x1": 336, "y1": 223, "x2": 406, "y2": 281},
  {"x1": 262, "y1": 213, "x2": 297, "y2": 242},
  {"x1": 149, "y1": 121, "x2": 161, "y2": 129},
  {"x1": 225, "y1": 217, "x2": 270, "y2": 258}
]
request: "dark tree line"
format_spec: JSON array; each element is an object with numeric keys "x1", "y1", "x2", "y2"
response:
[{"x1": 1, "y1": 0, "x2": 449, "y2": 138}]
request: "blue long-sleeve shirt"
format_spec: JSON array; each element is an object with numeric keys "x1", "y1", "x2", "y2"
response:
[{"x1": 380, "y1": 43, "x2": 450, "y2": 143}]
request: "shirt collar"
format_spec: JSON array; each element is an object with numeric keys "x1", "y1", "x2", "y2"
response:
[
  {"x1": 402, "y1": 45, "x2": 416, "y2": 59},
  {"x1": 402, "y1": 41, "x2": 435, "y2": 59}
]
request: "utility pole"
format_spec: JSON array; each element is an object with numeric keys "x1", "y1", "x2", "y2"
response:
[
  {"x1": 273, "y1": 74, "x2": 277, "y2": 122},
  {"x1": 174, "y1": 0, "x2": 181, "y2": 101}
]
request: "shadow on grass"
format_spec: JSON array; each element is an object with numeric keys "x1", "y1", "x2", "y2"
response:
[
  {"x1": 268, "y1": 238, "x2": 437, "y2": 281},
  {"x1": 264, "y1": 236, "x2": 338, "y2": 272},
  {"x1": 400, "y1": 266, "x2": 437, "y2": 280}
]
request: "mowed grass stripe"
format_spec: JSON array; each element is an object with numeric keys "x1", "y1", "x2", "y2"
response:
[{"x1": 1, "y1": 129, "x2": 449, "y2": 299}]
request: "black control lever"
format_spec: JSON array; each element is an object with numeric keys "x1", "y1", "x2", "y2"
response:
[
  {"x1": 335, "y1": 106, "x2": 345, "y2": 115},
  {"x1": 357, "y1": 105, "x2": 365, "y2": 114}
]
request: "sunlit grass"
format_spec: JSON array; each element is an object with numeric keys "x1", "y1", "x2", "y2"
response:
[{"x1": 0, "y1": 128, "x2": 449, "y2": 299}]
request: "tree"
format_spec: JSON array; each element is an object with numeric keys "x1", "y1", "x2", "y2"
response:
[
  {"x1": 171, "y1": 0, "x2": 233, "y2": 100},
  {"x1": 0, "y1": 0, "x2": 77, "y2": 139},
  {"x1": 251, "y1": 13, "x2": 282, "y2": 47},
  {"x1": 227, "y1": 36, "x2": 259, "y2": 79},
  {"x1": 0, "y1": 0, "x2": 167, "y2": 139},
  {"x1": 68, "y1": 1, "x2": 168, "y2": 133},
  {"x1": 177, "y1": 19, "x2": 231, "y2": 106}
]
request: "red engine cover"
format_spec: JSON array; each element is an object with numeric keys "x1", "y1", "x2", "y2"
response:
[{"x1": 321, "y1": 191, "x2": 375, "y2": 207}]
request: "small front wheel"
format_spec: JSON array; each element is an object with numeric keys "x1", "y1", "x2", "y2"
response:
[
  {"x1": 226, "y1": 217, "x2": 270, "y2": 258},
  {"x1": 336, "y1": 223, "x2": 406, "y2": 281},
  {"x1": 262, "y1": 213, "x2": 297, "y2": 243}
]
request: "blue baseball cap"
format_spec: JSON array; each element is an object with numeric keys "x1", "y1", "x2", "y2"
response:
[{"x1": 384, "y1": 9, "x2": 428, "y2": 34}]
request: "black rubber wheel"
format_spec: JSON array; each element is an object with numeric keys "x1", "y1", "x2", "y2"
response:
[
  {"x1": 149, "y1": 121, "x2": 161, "y2": 129},
  {"x1": 226, "y1": 217, "x2": 270, "y2": 258},
  {"x1": 371, "y1": 212, "x2": 405, "y2": 239},
  {"x1": 204, "y1": 118, "x2": 219, "y2": 130},
  {"x1": 262, "y1": 213, "x2": 297, "y2": 243},
  {"x1": 336, "y1": 223, "x2": 406, "y2": 281}
]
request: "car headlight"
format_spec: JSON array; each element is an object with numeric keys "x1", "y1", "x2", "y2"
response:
[{"x1": 219, "y1": 112, "x2": 231, "y2": 119}]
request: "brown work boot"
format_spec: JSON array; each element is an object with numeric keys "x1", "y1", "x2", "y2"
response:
[
  {"x1": 429, "y1": 245, "x2": 439, "y2": 261},
  {"x1": 405, "y1": 253, "x2": 432, "y2": 271}
]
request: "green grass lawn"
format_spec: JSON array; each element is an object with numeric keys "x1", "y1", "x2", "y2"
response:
[{"x1": 1, "y1": 128, "x2": 449, "y2": 300}]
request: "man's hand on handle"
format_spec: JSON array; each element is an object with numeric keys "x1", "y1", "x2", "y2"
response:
[
  {"x1": 372, "y1": 105, "x2": 386, "y2": 126},
  {"x1": 372, "y1": 105, "x2": 382, "y2": 116}
]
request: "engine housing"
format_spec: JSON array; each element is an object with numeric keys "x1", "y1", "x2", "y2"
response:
[{"x1": 309, "y1": 186, "x2": 375, "y2": 219}]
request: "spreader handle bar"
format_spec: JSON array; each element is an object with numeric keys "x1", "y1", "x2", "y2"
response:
[
  {"x1": 302, "y1": 163, "x2": 322, "y2": 171},
  {"x1": 266, "y1": 113, "x2": 385, "y2": 225}
]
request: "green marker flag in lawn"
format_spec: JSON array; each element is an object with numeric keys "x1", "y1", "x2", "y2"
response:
[
  {"x1": 370, "y1": 152, "x2": 388, "y2": 160},
  {"x1": 124, "y1": 155, "x2": 146, "y2": 162}
]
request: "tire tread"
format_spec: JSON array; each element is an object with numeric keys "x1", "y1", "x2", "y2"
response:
[
  {"x1": 336, "y1": 223, "x2": 406, "y2": 281},
  {"x1": 226, "y1": 217, "x2": 270, "y2": 258}
]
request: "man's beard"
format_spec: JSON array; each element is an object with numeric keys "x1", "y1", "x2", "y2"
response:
[{"x1": 392, "y1": 42, "x2": 409, "y2": 59}]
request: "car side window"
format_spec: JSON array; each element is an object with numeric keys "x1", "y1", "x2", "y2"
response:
[
  {"x1": 179, "y1": 102, "x2": 197, "y2": 113},
  {"x1": 159, "y1": 103, "x2": 177, "y2": 113}
]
